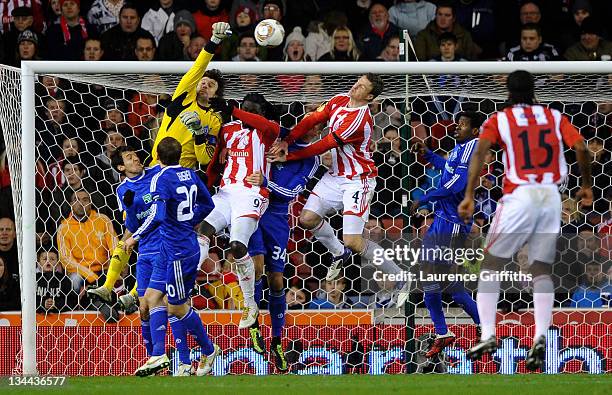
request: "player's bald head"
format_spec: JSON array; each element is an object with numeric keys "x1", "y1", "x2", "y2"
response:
[
  {"x1": 157, "y1": 137, "x2": 182, "y2": 166},
  {"x1": 507, "y1": 70, "x2": 535, "y2": 105}
]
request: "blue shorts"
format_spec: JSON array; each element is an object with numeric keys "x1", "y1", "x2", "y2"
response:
[
  {"x1": 136, "y1": 253, "x2": 157, "y2": 297},
  {"x1": 148, "y1": 252, "x2": 167, "y2": 295},
  {"x1": 165, "y1": 252, "x2": 200, "y2": 305},
  {"x1": 247, "y1": 210, "x2": 289, "y2": 274},
  {"x1": 422, "y1": 216, "x2": 470, "y2": 264}
]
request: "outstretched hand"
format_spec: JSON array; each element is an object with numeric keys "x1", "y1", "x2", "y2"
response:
[{"x1": 211, "y1": 22, "x2": 232, "y2": 43}]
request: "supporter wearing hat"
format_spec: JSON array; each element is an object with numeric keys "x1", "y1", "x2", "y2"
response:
[
  {"x1": 157, "y1": 9, "x2": 196, "y2": 61},
  {"x1": 46, "y1": 0, "x2": 97, "y2": 60},
  {"x1": 14, "y1": 29, "x2": 40, "y2": 66},
  {"x1": 283, "y1": 26, "x2": 306, "y2": 61},
  {"x1": 220, "y1": 5, "x2": 257, "y2": 60},
  {"x1": 564, "y1": 17, "x2": 612, "y2": 61},
  {"x1": 2, "y1": 2, "x2": 46, "y2": 35}
]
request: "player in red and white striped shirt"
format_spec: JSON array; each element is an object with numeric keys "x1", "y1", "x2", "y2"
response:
[
  {"x1": 458, "y1": 70, "x2": 593, "y2": 370},
  {"x1": 271, "y1": 74, "x2": 405, "y2": 301},
  {"x1": 199, "y1": 93, "x2": 279, "y2": 329}
]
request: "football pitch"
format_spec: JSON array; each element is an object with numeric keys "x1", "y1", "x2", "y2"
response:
[{"x1": 3, "y1": 374, "x2": 610, "y2": 395}]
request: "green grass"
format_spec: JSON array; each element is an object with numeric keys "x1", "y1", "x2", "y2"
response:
[{"x1": 2, "y1": 374, "x2": 610, "y2": 395}]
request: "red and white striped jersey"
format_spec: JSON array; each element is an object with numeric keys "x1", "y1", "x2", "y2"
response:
[
  {"x1": 323, "y1": 94, "x2": 377, "y2": 179},
  {"x1": 218, "y1": 120, "x2": 276, "y2": 197},
  {"x1": 480, "y1": 105, "x2": 583, "y2": 194}
]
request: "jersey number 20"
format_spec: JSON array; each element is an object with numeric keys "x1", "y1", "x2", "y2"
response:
[{"x1": 176, "y1": 185, "x2": 197, "y2": 222}]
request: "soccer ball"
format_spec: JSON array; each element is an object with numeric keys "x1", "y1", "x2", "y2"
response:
[{"x1": 254, "y1": 19, "x2": 285, "y2": 47}]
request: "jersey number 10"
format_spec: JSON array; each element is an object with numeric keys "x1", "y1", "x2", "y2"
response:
[{"x1": 176, "y1": 185, "x2": 197, "y2": 222}]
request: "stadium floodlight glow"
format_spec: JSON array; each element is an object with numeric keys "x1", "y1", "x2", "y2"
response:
[{"x1": 4, "y1": 59, "x2": 612, "y2": 376}]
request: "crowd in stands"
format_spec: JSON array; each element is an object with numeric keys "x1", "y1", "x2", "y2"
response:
[{"x1": 0, "y1": 0, "x2": 611, "y2": 315}]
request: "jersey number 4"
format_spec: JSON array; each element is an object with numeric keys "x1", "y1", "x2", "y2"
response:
[{"x1": 176, "y1": 185, "x2": 197, "y2": 222}]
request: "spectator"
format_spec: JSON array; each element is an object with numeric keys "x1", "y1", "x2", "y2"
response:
[
  {"x1": 134, "y1": 35, "x2": 156, "y2": 61},
  {"x1": 559, "y1": 0, "x2": 593, "y2": 52},
  {"x1": 388, "y1": 0, "x2": 435, "y2": 39},
  {"x1": 141, "y1": 0, "x2": 176, "y2": 45},
  {"x1": 564, "y1": 17, "x2": 612, "y2": 61},
  {"x1": 99, "y1": 101, "x2": 134, "y2": 146},
  {"x1": 57, "y1": 189, "x2": 117, "y2": 293},
  {"x1": 454, "y1": 0, "x2": 498, "y2": 59},
  {"x1": 3, "y1": 6, "x2": 36, "y2": 65},
  {"x1": 286, "y1": 285, "x2": 309, "y2": 309},
  {"x1": 376, "y1": 34, "x2": 400, "y2": 61},
  {"x1": 0, "y1": 217, "x2": 18, "y2": 280},
  {"x1": 0, "y1": 1, "x2": 45, "y2": 35},
  {"x1": 94, "y1": 131, "x2": 125, "y2": 184},
  {"x1": 83, "y1": 37, "x2": 104, "y2": 60},
  {"x1": 504, "y1": 23, "x2": 560, "y2": 61},
  {"x1": 46, "y1": 0, "x2": 62, "y2": 26},
  {"x1": 232, "y1": 32, "x2": 260, "y2": 61},
  {"x1": 303, "y1": 20, "x2": 331, "y2": 62},
  {"x1": 193, "y1": 0, "x2": 229, "y2": 42},
  {"x1": 229, "y1": 0, "x2": 261, "y2": 30},
  {"x1": 12, "y1": 29, "x2": 41, "y2": 66},
  {"x1": 36, "y1": 249, "x2": 76, "y2": 313},
  {"x1": 220, "y1": 5, "x2": 256, "y2": 61},
  {"x1": 357, "y1": 3, "x2": 398, "y2": 61},
  {"x1": 186, "y1": 36, "x2": 206, "y2": 60},
  {"x1": 282, "y1": 26, "x2": 306, "y2": 61},
  {"x1": 87, "y1": 0, "x2": 124, "y2": 34},
  {"x1": 100, "y1": 3, "x2": 152, "y2": 61},
  {"x1": 318, "y1": 26, "x2": 360, "y2": 61},
  {"x1": 414, "y1": 2, "x2": 480, "y2": 60},
  {"x1": 519, "y1": 1, "x2": 541, "y2": 24},
  {"x1": 45, "y1": 0, "x2": 96, "y2": 61},
  {"x1": 429, "y1": 32, "x2": 466, "y2": 61},
  {"x1": 157, "y1": 9, "x2": 195, "y2": 61},
  {"x1": 0, "y1": 255, "x2": 20, "y2": 311},
  {"x1": 309, "y1": 278, "x2": 351, "y2": 309},
  {"x1": 207, "y1": 251, "x2": 245, "y2": 309},
  {"x1": 372, "y1": 126, "x2": 403, "y2": 217},
  {"x1": 570, "y1": 261, "x2": 612, "y2": 307},
  {"x1": 36, "y1": 97, "x2": 77, "y2": 163},
  {"x1": 258, "y1": 0, "x2": 286, "y2": 61},
  {"x1": 47, "y1": 135, "x2": 83, "y2": 189},
  {"x1": 345, "y1": 0, "x2": 373, "y2": 36},
  {"x1": 561, "y1": 195, "x2": 584, "y2": 234}
]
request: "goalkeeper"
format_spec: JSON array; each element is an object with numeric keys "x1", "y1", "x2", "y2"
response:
[
  {"x1": 87, "y1": 22, "x2": 232, "y2": 310},
  {"x1": 150, "y1": 21, "x2": 232, "y2": 169}
]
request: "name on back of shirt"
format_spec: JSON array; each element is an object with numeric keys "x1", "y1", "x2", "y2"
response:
[{"x1": 177, "y1": 170, "x2": 192, "y2": 182}]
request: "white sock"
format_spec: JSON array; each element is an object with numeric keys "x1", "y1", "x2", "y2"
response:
[
  {"x1": 532, "y1": 274, "x2": 554, "y2": 342},
  {"x1": 312, "y1": 221, "x2": 345, "y2": 257},
  {"x1": 198, "y1": 235, "x2": 210, "y2": 263},
  {"x1": 361, "y1": 240, "x2": 401, "y2": 275},
  {"x1": 477, "y1": 270, "x2": 500, "y2": 341},
  {"x1": 234, "y1": 254, "x2": 255, "y2": 305}
]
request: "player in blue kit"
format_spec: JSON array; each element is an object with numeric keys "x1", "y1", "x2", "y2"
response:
[
  {"x1": 411, "y1": 111, "x2": 483, "y2": 358},
  {"x1": 125, "y1": 137, "x2": 220, "y2": 377},
  {"x1": 88, "y1": 146, "x2": 161, "y2": 362}
]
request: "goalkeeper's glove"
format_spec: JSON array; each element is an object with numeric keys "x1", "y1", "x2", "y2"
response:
[
  {"x1": 211, "y1": 22, "x2": 231, "y2": 44},
  {"x1": 209, "y1": 97, "x2": 234, "y2": 122},
  {"x1": 179, "y1": 111, "x2": 207, "y2": 136}
]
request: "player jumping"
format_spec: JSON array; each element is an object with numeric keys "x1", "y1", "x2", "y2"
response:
[
  {"x1": 211, "y1": 98, "x2": 319, "y2": 371},
  {"x1": 411, "y1": 112, "x2": 482, "y2": 358},
  {"x1": 125, "y1": 137, "x2": 220, "y2": 376},
  {"x1": 269, "y1": 74, "x2": 407, "y2": 303},
  {"x1": 459, "y1": 70, "x2": 592, "y2": 371},
  {"x1": 87, "y1": 21, "x2": 232, "y2": 309},
  {"x1": 196, "y1": 93, "x2": 282, "y2": 330}
]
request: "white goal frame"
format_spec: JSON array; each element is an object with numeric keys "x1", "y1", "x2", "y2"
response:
[{"x1": 18, "y1": 60, "x2": 612, "y2": 375}]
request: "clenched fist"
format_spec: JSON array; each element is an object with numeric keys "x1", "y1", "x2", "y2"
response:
[
  {"x1": 211, "y1": 22, "x2": 231, "y2": 43},
  {"x1": 180, "y1": 111, "x2": 206, "y2": 136}
]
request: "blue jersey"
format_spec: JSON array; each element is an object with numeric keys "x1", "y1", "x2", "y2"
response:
[
  {"x1": 420, "y1": 138, "x2": 478, "y2": 225},
  {"x1": 133, "y1": 165, "x2": 214, "y2": 259},
  {"x1": 116, "y1": 165, "x2": 162, "y2": 255}
]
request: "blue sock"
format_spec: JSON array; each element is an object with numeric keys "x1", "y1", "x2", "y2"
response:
[
  {"x1": 141, "y1": 319, "x2": 153, "y2": 356},
  {"x1": 423, "y1": 282, "x2": 447, "y2": 335},
  {"x1": 149, "y1": 306, "x2": 168, "y2": 356},
  {"x1": 168, "y1": 314, "x2": 191, "y2": 364},
  {"x1": 254, "y1": 278, "x2": 263, "y2": 308},
  {"x1": 182, "y1": 308, "x2": 214, "y2": 355},
  {"x1": 452, "y1": 290, "x2": 480, "y2": 325},
  {"x1": 269, "y1": 288, "x2": 286, "y2": 338}
]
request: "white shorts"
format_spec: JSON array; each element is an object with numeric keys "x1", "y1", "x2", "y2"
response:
[
  {"x1": 485, "y1": 185, "x2": 561, "y2": 264},
  {"x1": 205, "y1": 185, "x2": 269, "y2": 245},
  {"x1": 304, "y1": 172, "x2": 376, "y2": 235}
]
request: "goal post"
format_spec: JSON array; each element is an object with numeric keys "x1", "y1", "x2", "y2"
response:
[{"x1": 7, "y1": 60, "x2": 612, "y2": 376}]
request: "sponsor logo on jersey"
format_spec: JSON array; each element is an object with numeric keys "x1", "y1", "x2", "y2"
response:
[
  {"x1": 228, "y1": 149, "x2": 250, "y2": 157},
  {"x1": 142, "y1": 193, "x2": 152, "y2": 204}
]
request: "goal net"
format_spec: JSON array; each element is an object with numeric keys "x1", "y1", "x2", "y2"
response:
[{"x1": 0, "y1": 61, "x2": 611, "y2": 376}]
